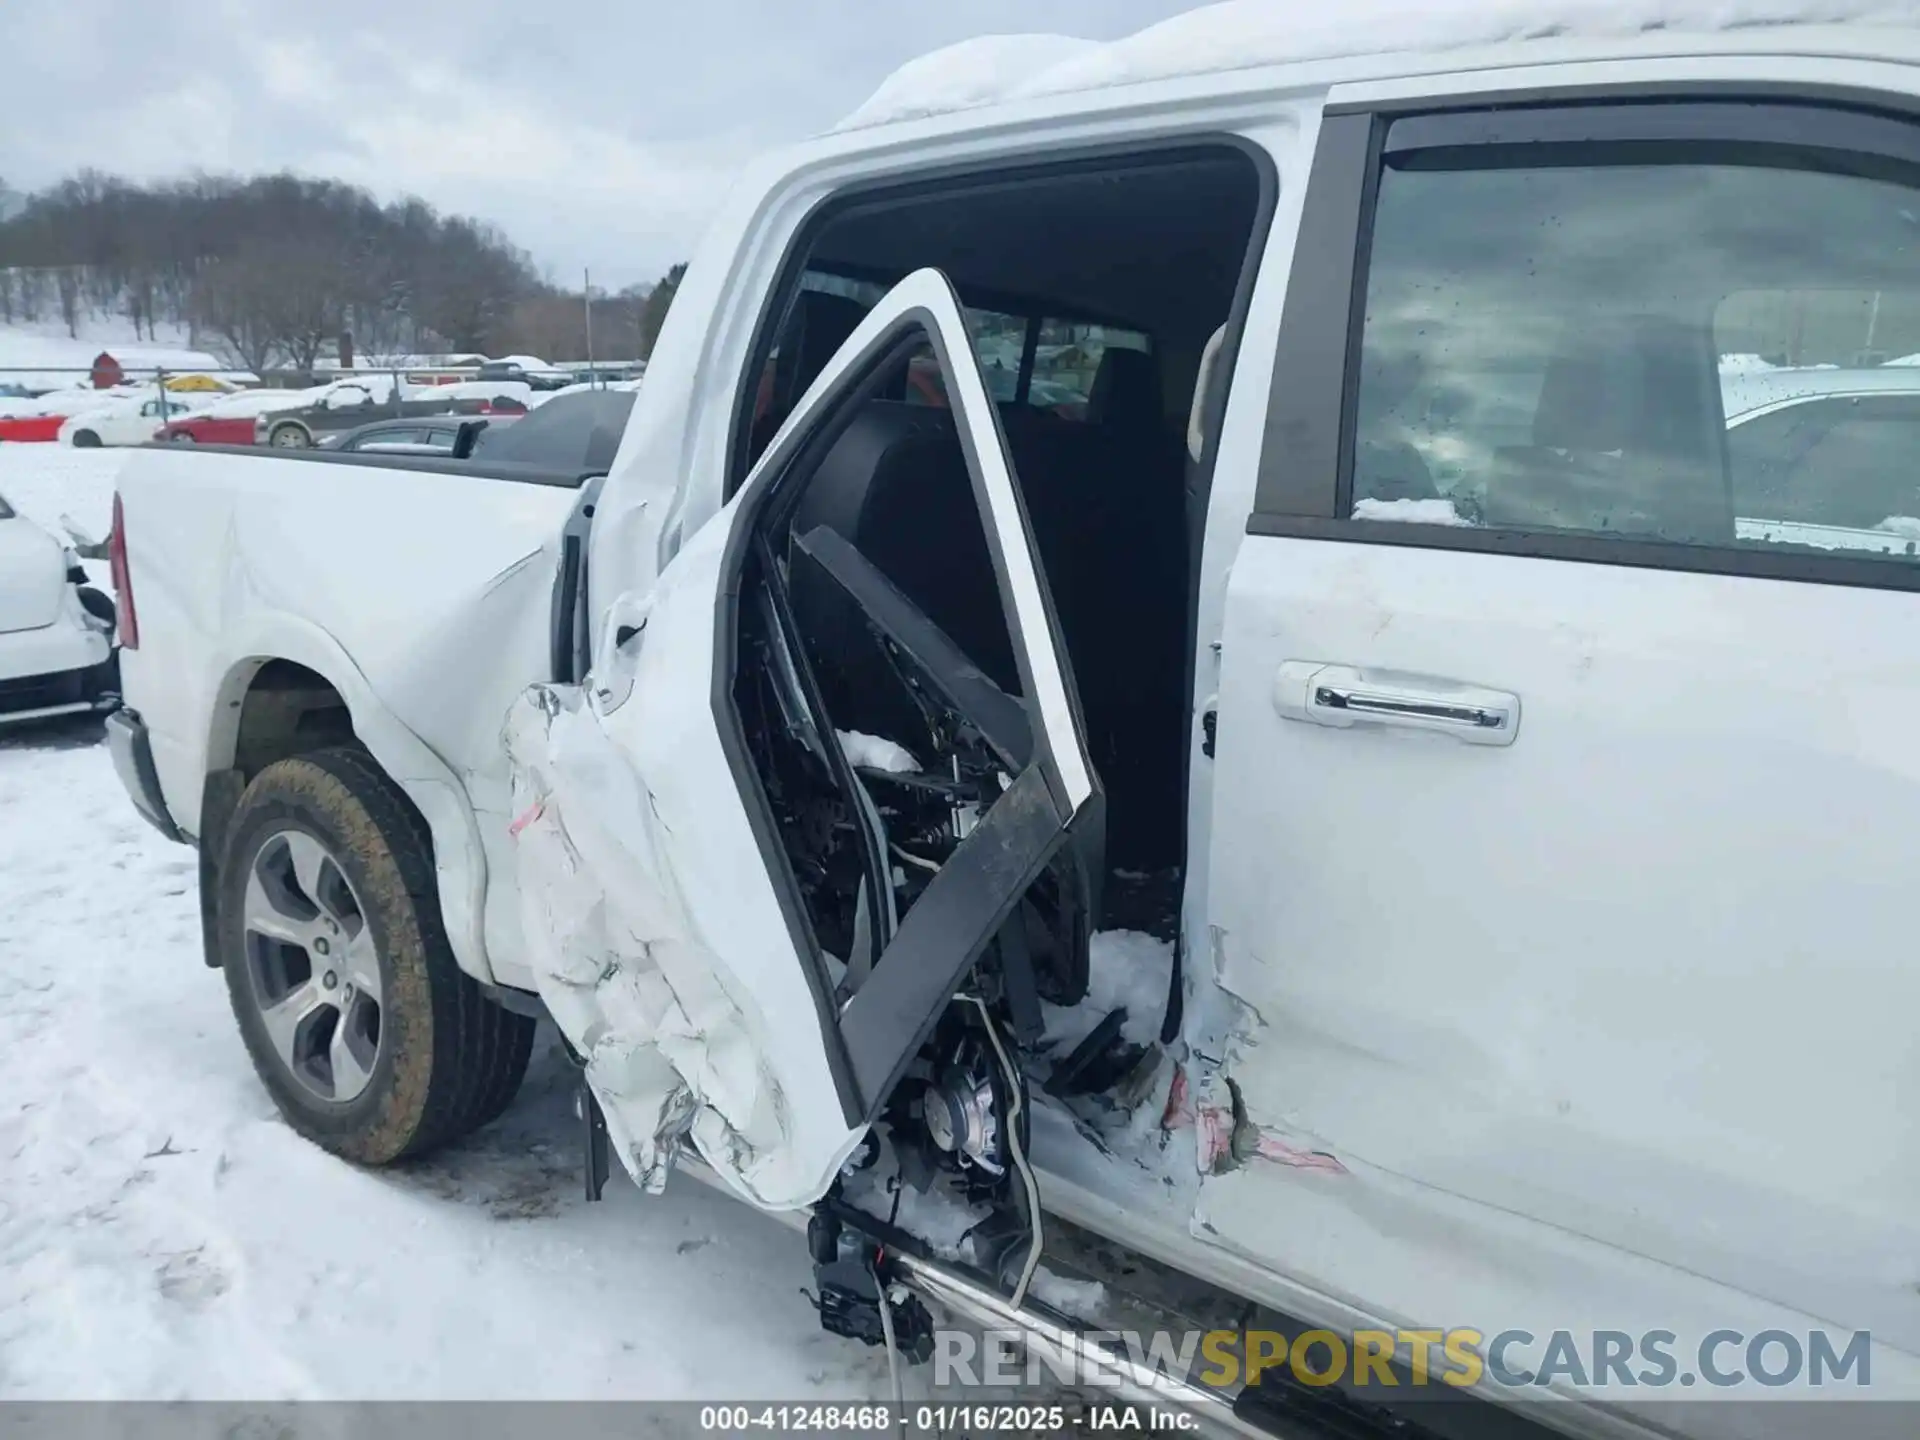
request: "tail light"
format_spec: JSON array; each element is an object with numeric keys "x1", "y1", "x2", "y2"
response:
[{"x1": 108, "y1": 492, "x2": 138, "y2": 649}]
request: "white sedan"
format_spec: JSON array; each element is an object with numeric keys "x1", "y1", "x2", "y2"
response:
[
  {"x1": 59, "y1": 394, "x2": 204, "y2": 448},
  {"x1": 0, "y1": 492, "x2": 118, "y2": 723}
]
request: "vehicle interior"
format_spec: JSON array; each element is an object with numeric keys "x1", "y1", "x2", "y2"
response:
[
  {"x1": 719, "y1": 142, "x2": 1268, "y2": 1290},
  {"x1": 722, "y1": 147, "x2": 1267, "y2": 1258},
  {"x1": 733, "y1": 143, "x2": 1265, "y2": 951}
]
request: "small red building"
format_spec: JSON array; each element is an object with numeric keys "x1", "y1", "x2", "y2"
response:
[{"x1": 89, "y1": 351, "x2": 124, "y2": 389}]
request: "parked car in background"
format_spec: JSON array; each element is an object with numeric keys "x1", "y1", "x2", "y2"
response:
[
  {"x1": 475, "y1": 355, "x2": 571, "y2": 391},
  {"x1": 321, "y1": 416, "x2": 514, "y2": 455},
  {"x1": 0, "y1": 387, "x2": 144, "y2": 443},
  {"x1": 253, "y1": 377, "x2": 533, "y2": 448},
  {"x1": 61, "y1": 393, "x2": 208, "y2": 448},
  {"x1": 465, "y1": 386, "x2": 632, "y2": 468},
  {"x1": 0, "y1": 490, "x2": 117, "y2": 723},
  {"x1": 158, "y1": 390, "x2": 311, "y2": 446},
  {"x1": 161, "y1": 373, "x2": 244, "y2": 395}
]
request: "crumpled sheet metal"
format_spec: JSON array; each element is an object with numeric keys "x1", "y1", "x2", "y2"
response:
[{"x1": 501, "y1": 681, "x2": 795, "y2": 1203}]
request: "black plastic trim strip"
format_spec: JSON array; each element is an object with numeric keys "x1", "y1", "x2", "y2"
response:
[
  {"x1": 550, "y1": 534, "x2": 582, "y2": 683},
  {"x1": 839, "y1": 763, "x2": 1067, "y2": 1116},
  {"x1": 1253, "y1": 112, "x2": 1379, "y2": 519},
  {"x1": 106, "y1": 706, "x2": 183, "y2": 843},
  {"x1": 1323, "y1": 78, "x2": 1920, "y2": 126}
]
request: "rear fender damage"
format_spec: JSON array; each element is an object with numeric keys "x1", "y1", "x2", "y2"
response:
[{"x1": 503, "y1": 675, "x2": 808, "y2": 1206}]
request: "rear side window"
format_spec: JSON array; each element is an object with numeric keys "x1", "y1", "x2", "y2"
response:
[
  {"x1": 1347, "y1": 137, "x2": 1920, "y2": 564},
  {"x1": 1027, "y1": 320, "x2": 1150, "y2": 420},
  {"x1": 1728, "y1": 396, "x2": 1920, "y2": 551}
]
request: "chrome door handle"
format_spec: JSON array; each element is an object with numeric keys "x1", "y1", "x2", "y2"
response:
[{"x1": 1274, "y1": 662, "x2": 1520, "y2": 747}]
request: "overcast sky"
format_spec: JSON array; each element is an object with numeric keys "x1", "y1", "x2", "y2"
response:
[{"x1": 0, "y1": 0, "x2": 1208, "y2": 288}]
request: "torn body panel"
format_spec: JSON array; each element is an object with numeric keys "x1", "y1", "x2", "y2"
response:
[{"x1": 502, "y1": 508, "x2": 864, "y2": 1210}]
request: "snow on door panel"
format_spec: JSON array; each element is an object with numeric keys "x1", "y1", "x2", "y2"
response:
[
  {"x1": 505, "y1": 269, "x2": 1098, "y2": 1210},
  {"x1": 1209, "y1": 101, "x2": 1920, "y2": 1379}
]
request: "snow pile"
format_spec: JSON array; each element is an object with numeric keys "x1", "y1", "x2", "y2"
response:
[
  {"x1": 0, "y1": 317, "x2": 238, "y2": 392},
  {"x1": 0, "y1": 733, "x2": 900, "y2": 1400},
  {"x1": 1026, "y1": 1267, "x2": 1109, "y2": 1322},
  {"x1": 837, "y1": 729, "x2": 920, "y2": 774},
  {"x1": 843, "y1": 1174, "x2": 992, "y2": 1263},
  {"x1": 0, "y1": 444, "x2": 127, "y2": 551},
  {"x1": 1353, "y1": 496, "x2": 1474, "y2": 526},
  {"x1": 192, "y1": 389, "x2": 312, "y2": 420},
  {"x1": 1877, "y1": 515, "x2": 1920, "y2": 538},
  {"x1": 0, "y1": 387, "x2": 136, "y2": 420},
  {"x1": 838, "y1": 0, "x2": 1919, "y2": 129},
  {"x1": 1042, "y1": 930, "x2": 1174, "y2": 1054},
  {"x1": 1718, "y1": 352, "x2": 1780, "y2": 373},
  {"x1": 840, "y1": 34, "x2": 1100, "y2": 130},
  {"x1": 429, "y1": 379, "x2": 534, "y2": 407}
]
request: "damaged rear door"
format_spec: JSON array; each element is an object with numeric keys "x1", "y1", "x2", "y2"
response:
[{"x1": 506, "y1": 268, "x2": 1099, "y2": 1211}]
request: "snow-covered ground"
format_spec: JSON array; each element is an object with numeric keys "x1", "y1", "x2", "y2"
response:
[
  {"x1": 0, "y1": 448, "x2": 909, "y2": 1403},
  {"x1": 0, "y1": 316, "x2": 234, "y2": 392}
]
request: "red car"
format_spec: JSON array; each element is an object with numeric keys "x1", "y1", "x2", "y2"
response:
[{"x1": 156, "y1": 413, "x2": 258, "y2": 445}]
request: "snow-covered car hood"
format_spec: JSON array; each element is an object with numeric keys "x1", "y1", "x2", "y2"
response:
[{"x1": 0, "y1": 511, "x2": 69, "y2": 635}]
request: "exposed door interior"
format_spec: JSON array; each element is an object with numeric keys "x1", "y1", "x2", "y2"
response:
[
  {"x1": 712, "y1": 145, "x2": 1267, "y2": 1287},
  {"x1": 733, "y1": 146, "x2": 1267, "y2": 955}
]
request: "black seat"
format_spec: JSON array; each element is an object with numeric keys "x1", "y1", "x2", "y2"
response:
[
  {"x1": 1087, "y1": 346, "x2": 1161, "y2": 429},
  {"x1": 1485, "y1": 318, "x2": 1731, "y2": 542},
  {"x1": 788, "y1": 403, "x2": 1015, "y2": 751},
  {"x1": 751, "y1": 290, "x2": 871, "y2": 463},
  {"x1": 790, "y1": 350, "x2": 1192, "y2": 875}
]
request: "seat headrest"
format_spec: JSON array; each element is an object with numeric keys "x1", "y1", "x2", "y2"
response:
[
  {"x1": 1531, "y1": 317, "x2": 1707, "y2": 457},
  {"x1": 784, "y1": 290, "x2": 871, "y2": 407},
  {"x1": 1088, "y1": 346, "x2": 1161, "y2": 427}
]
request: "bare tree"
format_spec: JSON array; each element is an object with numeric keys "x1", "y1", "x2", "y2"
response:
[{"x1": 191, "y1": 245, "x2": 292, "y2": 372}]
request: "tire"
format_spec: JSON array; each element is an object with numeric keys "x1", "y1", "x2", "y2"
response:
[
  {"x1": 71, "y1": 429, "x2": 101, "y2": 448},
  {"x1": 216, "y1": 746, "x2": 534, "y2": 1164},
  {"x1": 169, "y1": 431, "x2": 197, "y2": 443},
  {"x1": 268, "y1": 422, "x2": 311, "y2": 448}
]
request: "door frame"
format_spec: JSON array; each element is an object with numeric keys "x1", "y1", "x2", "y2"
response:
[{"x1": 707, "y1": 266, "x2": 1101, "y2": 1125}]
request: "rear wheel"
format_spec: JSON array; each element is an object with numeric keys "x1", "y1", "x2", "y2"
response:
[
  {"x1": 217, "y1": 746, "x2": 534, "y2": 1163},
  {"x1": 169, "y1": 431, "x2": 196, "y2": 443},
  {"x1": 268, "y1": 422, "x2": 310, "y2": 448},
  {"x1": 71, "y1": 430, "x2": 101, "y2": 448}
]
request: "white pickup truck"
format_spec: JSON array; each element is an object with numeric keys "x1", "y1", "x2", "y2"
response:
[{"x1": 106, "y1": 8, "x2": 1920, "y2": 1436}]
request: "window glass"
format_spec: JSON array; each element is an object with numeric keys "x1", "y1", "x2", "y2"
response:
[
  {"x1": 902, "y1": 305, "x2": 1025, "y2": 408},
  {"x1": 1728, "y1": 396, "x2": 1920, "y2": 552},
  {"x1": 1351, "y1": 148, "x2": 1920, "y2": 562},
  {"x1": 347, "y1": 426, "x2": 426, "y2": 451},
  {"x1": 1027, "y1": 320, "x2": 1150, "y2": 420}
]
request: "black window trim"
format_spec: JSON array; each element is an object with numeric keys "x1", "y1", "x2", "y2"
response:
[{"x1": 1252, "y1": 87, "x2": 1920, "y2": 595}]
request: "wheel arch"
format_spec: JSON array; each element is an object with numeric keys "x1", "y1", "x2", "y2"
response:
[{"x1": 201, "y1": 614, "x2": 495, "y2": 986}]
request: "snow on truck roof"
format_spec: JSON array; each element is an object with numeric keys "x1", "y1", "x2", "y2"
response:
[{"x1": 837, "y1": 0, "x2": 1920, "y2": 131}]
